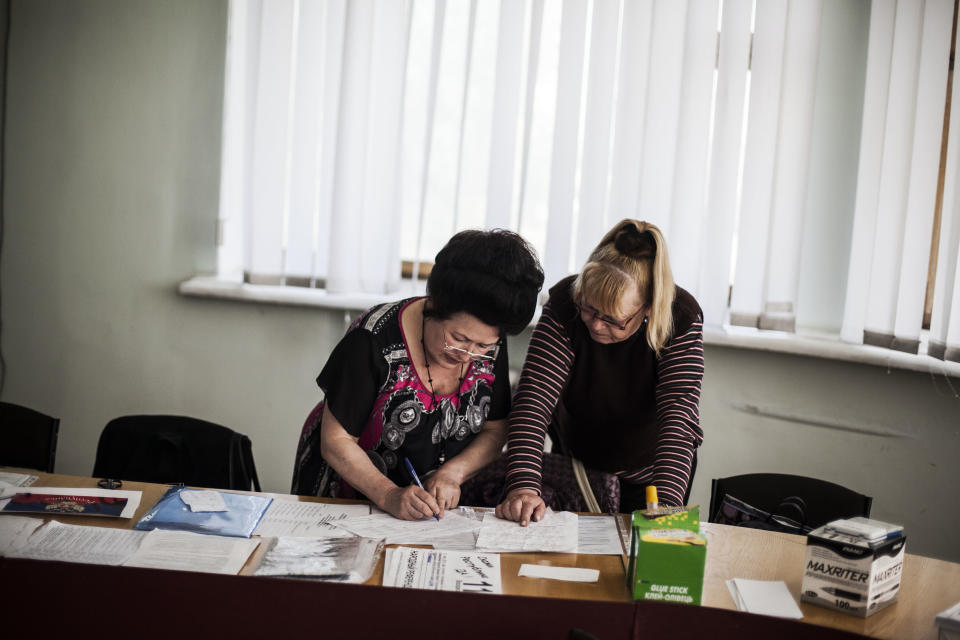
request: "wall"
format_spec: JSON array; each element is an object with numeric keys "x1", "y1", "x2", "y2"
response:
[{"x1": 3, "y1": 0, "x2": 959, "y2": 562}]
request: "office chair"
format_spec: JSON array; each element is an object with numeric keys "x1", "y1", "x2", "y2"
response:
[
  {"x1": 0, "y1": 401, "x2": 60, "y2": 472},
  {"x1": 709, "y1": 473, "x2": 872, "y2": 532},
  {"x1": 93, "y1": 415, "x2": 261, "y2": 491}
]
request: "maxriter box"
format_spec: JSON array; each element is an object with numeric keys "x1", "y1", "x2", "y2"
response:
[
  {"x1": 801, "y1": 517, "x2": 906, "y2": 617},
  {"x1": 627, "y1": 505, "x2": 706, "y2": 605}
]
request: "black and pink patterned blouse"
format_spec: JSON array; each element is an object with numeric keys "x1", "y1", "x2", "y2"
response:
[{"x1": 292, "y1": 297, "x2": 510, "y2": 498}]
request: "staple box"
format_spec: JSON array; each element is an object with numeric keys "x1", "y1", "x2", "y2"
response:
[
  {"x1": 801, "y1": 517, "x2": 906, "y2": 617},
  {"x1": 627, "y1": 506, "x2": 706, "y2": 605}
]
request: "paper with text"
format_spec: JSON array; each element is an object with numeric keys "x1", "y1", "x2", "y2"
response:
[
  {"x1": 253, "y1": 500, "x2": 370, "y2": 538},
  {"x1": 124, "y1": 529, "x2": 260, "y2": 575},
  {"x1": 7, "y1": 520, "x2": 146, "y2": 565},
  {"x1": 331, "y1": 511, "x2": 480, "y2": 545},
  {"x1": 0, "y1": 472, "x2": 39, "y2": 488},
  {"x1": 476, "y1": 510, "x2": 578, "y2": 553},
  {"x1": 180, "y1": 490, "x2": 228, "y2": 512},
  {"x1": 577, "y1": 515, "x2": 626, "y2": 554},
  {"x1": 0, "y1": 515, "x2": 44, "y2": 556},
  {"x1": 382, "y1": 546, "x2": 502, "y2": 593}
]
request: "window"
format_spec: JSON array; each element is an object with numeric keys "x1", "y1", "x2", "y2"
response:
[{"x1": 213, "y1": 0, "x2": 960, "y2": 363}]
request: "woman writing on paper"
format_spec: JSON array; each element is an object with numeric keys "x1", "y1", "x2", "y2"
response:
[
  {"x1": 292, "y1": 230, "x2": 544, "y2": 520},
  {"x1": 496, "y1": 219, "x2": 704, "y2": 525}
]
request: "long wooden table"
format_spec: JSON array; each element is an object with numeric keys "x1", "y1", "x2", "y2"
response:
[{"x1": 2, "y1": 471, "x2": 958, "y2": 639}]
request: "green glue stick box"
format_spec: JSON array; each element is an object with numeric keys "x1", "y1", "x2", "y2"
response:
[{"x1": 627, "y1": 505, "x2": 707, "y2": 605}]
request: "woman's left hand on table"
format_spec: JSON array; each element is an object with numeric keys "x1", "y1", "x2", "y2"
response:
[{"x1": 424, "y1": 469, "x2": 461, "y2": 512}]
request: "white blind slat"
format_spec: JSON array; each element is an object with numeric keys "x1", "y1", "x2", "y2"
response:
[
  {"x1": 310, "y1": 0, "x2": 347, "y2": 284},
  {"x1": 892, "y1": 0, "x2": 953, "y2": 348},
  {"x1": 327, "y1": 0, "x2": 375, "y2": 293},
  {"x1": 699, "y1": 0, "x2": 752, "y2": 328},
  {"x1": 669, "y1": 0, "x2": 719, "y2": 296},
  {"x1": 516, "y1": 0, "x2": 545, "y2": 230},
  {"x1": 931, "y1": 0, "x2": 960, "y2": 358},
  {"x1": 574, "y1": 0, "x2": 621, "y2": 267},
  {"x1": 636, "y1": 0, "x2": 688, "y2": 236},
  {"x1": 729, "y1": 0, "x2": 788, "y2": 326},
  {"x1": 761, "y1": 0, "x2": 823, "y2": 332},
  {"x1": 863, "y1": 0, "x2": 925, "y2": 339},
  {"x1": 543, "y1": 0, "x2": 588, "y2": 290},
  {"x1": 840, "y1": 0, "x2": 896, "y2": 344},
  {"x1": 217, "y1": 0, "x2": 260, "y2": 281},
  {"x1": 248, "y1": 0, "x2": 296, "y2": 279},
  {"x1": 485, "y1": 0, "x2": 527, "y2": 230},
  {"x1": 357, "y1": 0, "x2": 411, "y2": 293},
  {"x1": 607, "y1": 0, "x2": 653, "y2": 227}
]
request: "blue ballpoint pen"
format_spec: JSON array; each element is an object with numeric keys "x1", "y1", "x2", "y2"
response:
[{"x1": 404, "y1": 457, "x2": 440, "y2": 521}]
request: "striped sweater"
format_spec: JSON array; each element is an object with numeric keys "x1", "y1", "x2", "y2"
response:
[{"x1": 505, "y1": 279, "x2": 705, "y2": 507}]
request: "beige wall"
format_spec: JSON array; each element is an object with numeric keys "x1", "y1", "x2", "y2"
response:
[{"x1": 4, "y1": 0, "x2": 959, "y2": 562}]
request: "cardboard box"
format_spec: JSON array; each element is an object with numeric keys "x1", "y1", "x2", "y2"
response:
[
  {"x1": 801, "y1": 517, "x2": 906, "y2": 617},
  {"x1": 627, "y1": 506, "x2": 706, "y2": 605}
]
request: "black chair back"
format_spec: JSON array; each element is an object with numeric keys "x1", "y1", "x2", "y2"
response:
[
  {"x1": 93, "y1": 415, "x2": 260, "y2": 491},
  {"x1": 0, "y1": 402, "x2": 60, "y2": 472},
  {"x1": 709, "y1": 473, "x2": 872, "y2": 531}
]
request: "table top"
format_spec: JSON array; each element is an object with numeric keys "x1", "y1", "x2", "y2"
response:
[{"x1": 6, "y1": 470, "x2": 959, "y2": 639}]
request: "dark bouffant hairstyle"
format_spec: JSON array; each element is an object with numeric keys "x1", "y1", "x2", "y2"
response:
[{"x1": 425, "y1": 229, "x2": 544, "y2": 336}]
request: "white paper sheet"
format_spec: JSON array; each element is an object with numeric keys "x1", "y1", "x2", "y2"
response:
[
  {"x1": 518, "y1": 564, "x2": 599, "y2": 582},
  {"x1": 7, "y1": 520, "x2": 146, "y2": 565},
  {"x1": 476, "y1": 510, "x2": 579, "y2": 553},
  {"x1": 382, "y1": 546, "x2": 502, "y2": 593},
  {"x1": 180, "y1": 490, "x2": 228, "y2": 512},
  {"x1": 0, "y1": 515, "x2": 44, "y2": 556},
  {"x1": 0, "y1": 472, "x2": 39, "y2": 488},
  {"x1": 331, "y1": 511, "x2": 481, "y2": 545},
  {"x1": 577, "y1": 515, "x2": 626, "y2": 554},
  {"x1": 124, "y1": 529, "x2": 260, "y2": 575},
  {"x1": 253, "y1": 500, "x2": 369, "y2": 538},
  {"x1": 0, "y1": 486, "x2": 142, "y2": 518},
  {"x1": 725, "y1": 578, "x2": 803, "y2": 619}
]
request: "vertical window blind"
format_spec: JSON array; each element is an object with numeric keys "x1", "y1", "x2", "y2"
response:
[{"x1": 216, "y1": 0, "x2": 960, "y2": 363}]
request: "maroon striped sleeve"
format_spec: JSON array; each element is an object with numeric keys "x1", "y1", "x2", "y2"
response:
[
  {"x1": 503, "y1": 304, "x2": 574, "y2": 495},
  {"x1": 625, "y1": 320, "x2": 704, "y2": 506}
]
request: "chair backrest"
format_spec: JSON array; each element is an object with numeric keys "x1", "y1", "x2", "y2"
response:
[
  {"x1": 0, "y1": 402, "x2": 60, "y2": 472},
  {"x1": 708, "y1": 473, "x2": 872, "y2": 531},
  {"x1": 93, "y1": 415, "x2": 261, "y2": 491}
]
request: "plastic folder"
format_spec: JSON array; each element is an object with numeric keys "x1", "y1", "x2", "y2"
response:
[{"x1": 134, "y1": 485, "x2": 272, "y2": 538}]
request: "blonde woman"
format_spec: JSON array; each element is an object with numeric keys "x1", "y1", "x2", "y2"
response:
[{"x1": 496, "y1": 219, "x2": 704, "y2": 525}]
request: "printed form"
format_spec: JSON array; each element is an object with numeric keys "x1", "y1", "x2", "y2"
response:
[
  {"x1": 253, "y1": 500, "x2": 370, "y2": 538},
  {"x1": 383, "y1": 546, "x2": 502, "y2": 593},
  {"x1": 476, "y1": 510, "x2": 579, "y2": 553},
  {"x1": 331, "y1": 511, "x2": 480, "y2": 545}
]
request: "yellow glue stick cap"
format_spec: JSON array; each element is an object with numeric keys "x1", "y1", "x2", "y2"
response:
[{"x1": 645, "y1": 485, "x2": 658, "y2": 505}]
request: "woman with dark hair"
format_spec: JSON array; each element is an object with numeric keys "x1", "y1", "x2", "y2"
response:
[
  {"x1": 496, "y1": 219, "x2": 704, "y2": 525},
  {"x1": 292, "y1": 229, "x2": 544, "y2": 520}
]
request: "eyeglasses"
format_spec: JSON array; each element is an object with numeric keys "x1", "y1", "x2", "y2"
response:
[
  {"x1": 575, "y1": 301, "x2": 640, "y2": 331},
  {"x1": 442, "y1": 330, "x2": 500, "y2": 361}
]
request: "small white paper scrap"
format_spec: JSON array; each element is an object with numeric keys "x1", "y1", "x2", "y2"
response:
[
  {"x1": 518, "y1": 564, "x2": 599, "y2": 583},
  {"x1": 180, "y1": 490, "x2": 228, "y2": 512},
  {"x1": 726, "y1": 578, "x2": 803, "y2": 619}
]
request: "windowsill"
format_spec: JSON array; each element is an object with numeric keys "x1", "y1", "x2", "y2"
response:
[
  {"x1": 704, "y1": 324, "x2": 960, "y2": 378},
  {"x1": 179, "y1": 276, "x2": 960, "y2": 378}
]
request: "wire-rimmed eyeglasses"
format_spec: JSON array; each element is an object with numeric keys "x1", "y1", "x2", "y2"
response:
[
  {"x1": 575, "y1": 301, "x2": 641, "y2": 331},
  {"x1": 442, "y1": 331, "x2": 500, "y2": 361}
]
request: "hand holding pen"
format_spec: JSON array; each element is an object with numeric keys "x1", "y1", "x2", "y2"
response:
[{"x1": 404, "y1": 457, "x2": 441, "y2": 521}]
